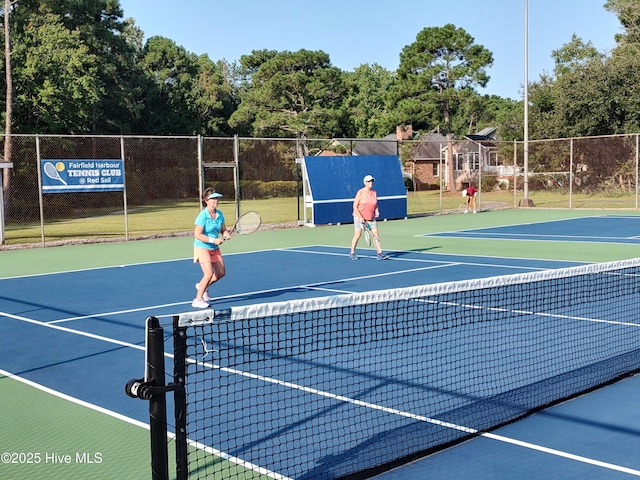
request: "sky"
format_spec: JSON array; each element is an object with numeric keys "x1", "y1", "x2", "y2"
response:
[{"x1": 118, "y1": 0, "x2": 622, "y2": 100}]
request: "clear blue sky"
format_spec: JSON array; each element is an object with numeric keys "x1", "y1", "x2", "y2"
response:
[{"x1": 118, "y1": 0, "x2": 621, "y2": 100}]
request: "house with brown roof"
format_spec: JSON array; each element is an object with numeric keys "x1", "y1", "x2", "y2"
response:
[{"x1": 318, "y1": 125, "x2": 509, "y2": 191}]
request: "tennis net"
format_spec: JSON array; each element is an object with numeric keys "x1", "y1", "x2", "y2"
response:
[{"x1": 146, "y1": 257, "x2": 640, "y2": 479}]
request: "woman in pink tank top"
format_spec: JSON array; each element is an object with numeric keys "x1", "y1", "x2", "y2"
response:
[{"x1": 349, "y1": 174, "x2": 388, "y2": 260}]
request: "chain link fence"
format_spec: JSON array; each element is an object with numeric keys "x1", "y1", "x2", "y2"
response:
[{"x1": 1, "y1": 133, "x2": 639, "y2": 247}]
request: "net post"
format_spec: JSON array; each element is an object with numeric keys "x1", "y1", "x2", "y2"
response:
[
  {"x1": 172, "y1": 316, "x2": 189, "y2": 480},
  {"x1": 147, "y1": 316, "x2": 169, "y2": 480}
]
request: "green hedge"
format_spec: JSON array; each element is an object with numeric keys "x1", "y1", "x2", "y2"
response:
[{"x1": 211, "y1": 180, "x2": 299, "y2": 199}]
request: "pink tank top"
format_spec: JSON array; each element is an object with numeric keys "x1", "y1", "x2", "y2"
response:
[{"x1": 356, "y1": 190, "x2": 377, "y2": 221}]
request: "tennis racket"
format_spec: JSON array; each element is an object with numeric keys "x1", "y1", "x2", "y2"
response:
[
  {"x1": 363, "y1": 220, "x2": 380, "y2": 245},
  {"x1": 364, "y1": 227, "x2": 371, "y2": 246},
  {"x1": 228, "y1": 211, "x2": 261, "y2": 237},
  {"x1": 43, "y1": 162, "x2": 67, "y2": 185}
]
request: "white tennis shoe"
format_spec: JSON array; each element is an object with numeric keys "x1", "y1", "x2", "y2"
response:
[{"x1": 191, "y1": 298, "x2": 209, "y2": 309}]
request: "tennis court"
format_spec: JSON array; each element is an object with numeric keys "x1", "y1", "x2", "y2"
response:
[
  {"x1": 2, "y1": 210, "x2": 640, "y2": 479},
  {"x1": 425, "y1": 214, "x2": 640, "y2": 244}
]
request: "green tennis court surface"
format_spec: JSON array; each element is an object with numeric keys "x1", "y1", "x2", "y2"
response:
[{"x1": 1, "y1": 373, "x2": 150, "y2": 479}]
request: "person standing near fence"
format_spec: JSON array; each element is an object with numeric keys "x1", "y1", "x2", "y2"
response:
[
  {"x1": 463, "y1": 185, "x2": 478, "y2": 214},
  {"x1": 192, "y1": 188, "x2": 231, "y2": 308},
  {"x1": 349, "y1": 174, "x2": 388, "y2": 260}
]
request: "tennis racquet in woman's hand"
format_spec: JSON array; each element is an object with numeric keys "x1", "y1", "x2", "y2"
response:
[
  {"x1": 228, "y1": 211, "x2": 261, "y2": 237},
  {"x1": 363, "y1": 220, "x2": 380, "y2": 245}
]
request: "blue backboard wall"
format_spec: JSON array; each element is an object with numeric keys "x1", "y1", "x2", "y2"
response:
[{"x1": 303, "y1": 155, "x2": 407, "y2": 225}]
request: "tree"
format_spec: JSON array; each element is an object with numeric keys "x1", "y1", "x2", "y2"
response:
[
  {"x1": 136, "y1": 36, "x2": 233, "y2": 135},
  {"x1": 229, "y1": 49, "x2": 346, "y2": 139},
  {"x1": 4, "y1": 0, "x2": 146, "y2": 133},
  {"x1": 390, "y1": 24, "x2": 493, "y2": 191},
  {"x1": 56, "y1": 0, "x2": 135, "y2": 133},
  {"x1": 342, "y1": 63, "x2": 395, "y2": 138},
  {"x1": 2, "y1": 0, "x2": 16, "y2": 235},
  {"x1": 194, "y1": 56, "x2": 237, "y2": 136},
  {"x1": 605, "y1": 0, "x2": 640, "y2": 48},
  {"x1": 551, "y1": 34, "x2": 604, "y2": 77},
  {"x1": 553, "y1": 53, "x2": 640, "y2": 137},
  {"x1": 523, "y1": 30, "x2": 640, "y2": 140},
  {"x1": 9, "y1": 11, "x2": 102, "y2": 132},
  {"x1": 452, "y1": 91, "x2": 519, "y2": 140}
]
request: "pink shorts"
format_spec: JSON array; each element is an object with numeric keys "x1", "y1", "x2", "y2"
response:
[{"x1": 193, "y1": 247, "x2": 223, "y2": 264}]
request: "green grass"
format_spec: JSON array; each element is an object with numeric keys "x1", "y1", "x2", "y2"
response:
[
  {"x1": 4, "y1": 198, "x2": 302, "y2": 246},
  {"x1": 4, "y1": 190, "x2": 639, "y2": 246},
  {"x1": 407, "y1": 189, "x2": 640, "y2": 214}
]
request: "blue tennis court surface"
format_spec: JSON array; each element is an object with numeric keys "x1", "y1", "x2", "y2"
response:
[
  {"x1": 425, "y1": 214, "x2": 640, "y2": 244},
  {"x1": 3, "y1": 239, "x2": 640, "y2": 479}
]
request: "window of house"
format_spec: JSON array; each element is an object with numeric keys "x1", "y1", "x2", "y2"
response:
[
  {"x1": 487, "y1": 150, "x2": 499, "y2": 166},
  {"x1": 469, "y1": 152, "x2": 480, "y2": 170}
]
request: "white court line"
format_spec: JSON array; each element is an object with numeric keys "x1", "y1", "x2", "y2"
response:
[
  {"x1": 281, "y1": 245, "x2": 565, "y2": 271},
  {"x1": 482, "y1": 431, "x2": 640, "y2": 476},
  {"x1": 423, "y1": 234, "x2": 640, "y2": 246},
  {"x1": 363, "y1": 244, "x2": 587, "y2": 265},
  {"x1": 1, "y1": 311, "x2": 148, "y2": 348},
  {"x1": 438, "y1": 232, "x2": 638, "y2": 241},
  {"x1": 49, "y1": 261, "x2": 457, "y2": 324},
  {"x1": 49, "y1": 300, "x2": 196, "y2": 324},
  {"x1": 416, "y1": 214, "x2": 613, "y2": 237},
  {"x1": 34, "y1": 247, "x2": 583, "y2": 325},
  {"x1": 5, "y1": 247, "x2": 640, "y2": 476},
  {"x1": 0, "y1": 367, "x2": 149, "y2": 429},
  {"x1": 189, "y1": 349, "x2": 640, "y2": 477},
  {"x1": 3, "y1": 308, "x2": 640, "y2": 477},
  {"x1": 0, "y1": 247, "x2": 272, "y2": 281},
  {"x1": 0, "y1": 315, "x2": 290, "y2": 480},
  {"x1": 0, "y1": 257, "x2": 190, "y2": 281},
  {"x1": 416, "y1": 214, "x2": 640, "y2": 244}
]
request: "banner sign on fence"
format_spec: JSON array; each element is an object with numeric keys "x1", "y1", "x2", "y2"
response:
[{"x1": 41, "y1": 159, "x2": 125, "y2": 193}]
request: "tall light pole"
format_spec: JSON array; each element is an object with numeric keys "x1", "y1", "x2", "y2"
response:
[{"x1": 522, "y1": 0, "x2": 531, "y2": 205}]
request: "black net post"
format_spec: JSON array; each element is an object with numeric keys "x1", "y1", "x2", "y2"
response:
[
  {"x1": 147, "y1": 316, "x2": 169, "y2": 480},
  {"x1": 172, "y1": 316, "x2": 189, "y2": 480}
]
